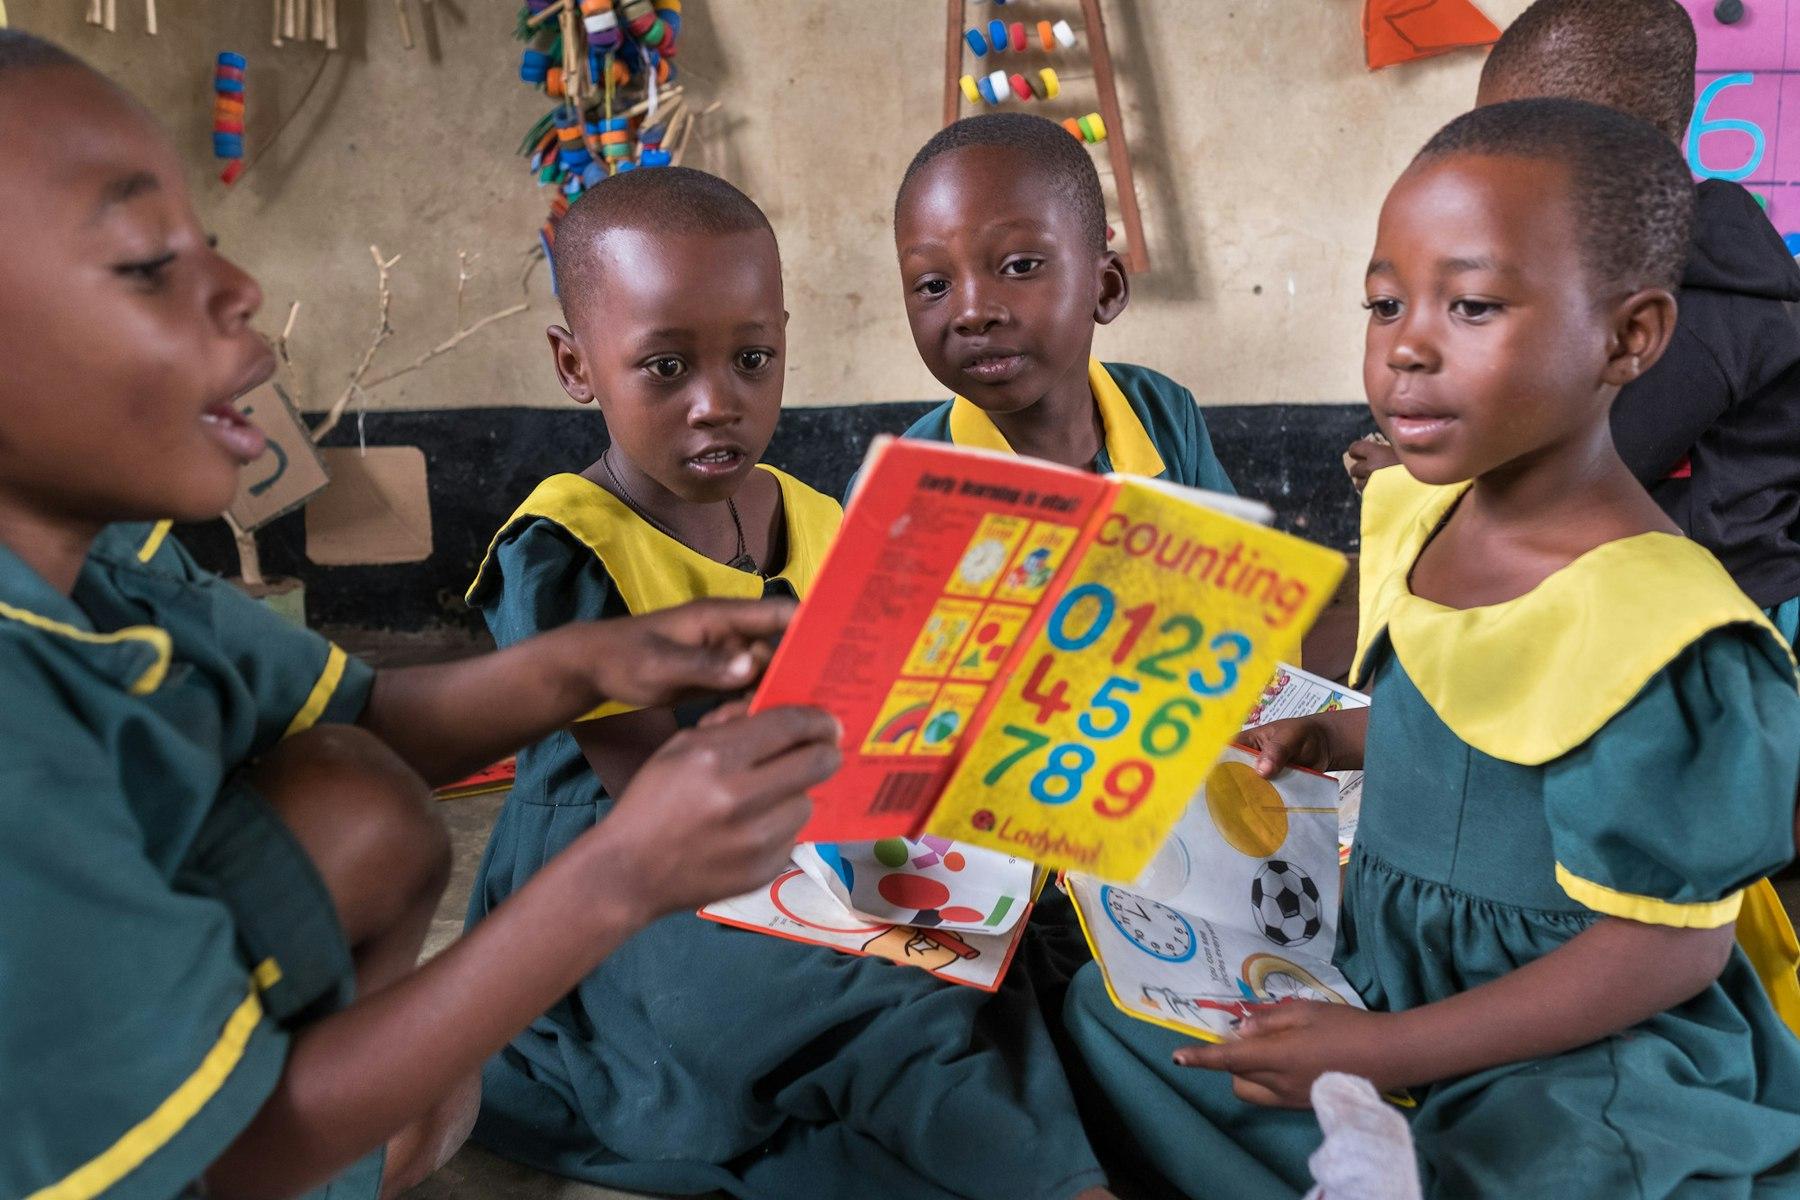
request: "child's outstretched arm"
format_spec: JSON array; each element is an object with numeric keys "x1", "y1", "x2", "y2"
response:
[
  {"x1": 1238, "y1": 708, "x2": 1369, "y2": 777},
  {"x1": 202, "y1": 702, "x2": 839, "y2": 1200},
  {"x1": 1175, "y1": 915, "x2": 1734, "y2": 1107},
  {"x1": 358, "y1": 598, "x2": 792, "y2": 786}
]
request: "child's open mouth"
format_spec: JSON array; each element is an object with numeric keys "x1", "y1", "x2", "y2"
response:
[
  {"x1": 961, "y1": 353, "x2": 1027, "y2": 385},
  {"x1": 200, "y1": 400, "x2": 268, "y2": 464},
  {"x1": 685, "y1": 446, "x2": 747, "y2": 478}
]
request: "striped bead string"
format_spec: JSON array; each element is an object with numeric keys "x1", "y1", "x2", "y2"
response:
[{"x1": 212, "y1": 51, "x2": 246, "y2": 185}]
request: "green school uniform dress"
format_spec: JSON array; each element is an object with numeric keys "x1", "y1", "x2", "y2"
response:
[
  {"x1": 881, "y1": 358, "x2": 1235, "y2": 494},
  {"x1": 463, "y1": 466, "x2": 1107, "y2": 1200},
  {"x1": 0, "y1": 522, "x2": 381, "y2": 1200},
  {"x1": 1064, "y1": 469, "x2": 1800, "y2": 1199}
]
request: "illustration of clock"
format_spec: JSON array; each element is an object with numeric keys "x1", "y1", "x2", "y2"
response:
[
  {"x1": 1240, "y1": 953, "x2": 1349, "y2": 1005},
  {"x1": 1101, "y1": 885, "x2": 1197, "y2": 963},
  {"x1": 955, "y1": 538, "x2": 1009, "y2": 587}
]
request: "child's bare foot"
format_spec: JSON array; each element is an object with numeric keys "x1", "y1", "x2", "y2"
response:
[{"x1": 378, "y1": 1072, "x2": 480, "y2": 1198}]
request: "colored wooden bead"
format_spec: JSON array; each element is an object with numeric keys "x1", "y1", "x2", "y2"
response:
[
  {"x1": 1009, "y1": 21, "x2": 1026, "y2": 51},
  {"x1": 216, "y1": 65, "x2": 245, "y2": 82},
  {"x1": 988, "y1": 19, "x2": 1006, "y2": 50},
  {"x1": 1009, "y1": 72, "x2": 1032, "y2": 100},
  {"x1": 603, "y1": 142, "x2": 632, "y2": 159},
  {"x1": 640, "y1": 148, "x2": 672, "y2": 166},
  {"x1": 960, "y1": 74, "x2": 982, "y2": 104},
  {"x1": 1062, "y1": 116, "x2": 1082, "y2": 139},
  {"x1": 1027, "y1": 72, "x2": 1048, "y2": 101},
  {"x1": 214, "y1": 119, "x2": 244, "y2": 133},
  {"x1": 1038, "y1": 19, "x2": 1054, "y2": 50},
  {"x1": 600, "y1": 129, "x2": 631, "y2": 144},
  {"x1": 545, "y1": 66, "x2": 563, "y2": 95},
  {"x1": 218, "y1": 51, "x2": 246, "y2": 69},
  {"x1": 1078, "y1": 113, "x2": 1105, "y2": 142},
  {"x1": 976, "y1": 75, "x2": 999, "y2": 105},
  {"x1": 214, "y1": 77, "x2": 244, "y2": 95},
  {"x1": 965, "y1": 28, "x2": 988, "y2": 56},
  {"x1": 219, "y1": 160, "x2": 244, "y2": 184},
  {"x1": 1039, "y1": 67, "x2": 1060, "y2": 99},
  {"x1": 642, "y1": 17, "x2": 667, "y2": 45},
  {"x1": 600, "y1": 116, "x2": 630, "y2": 131},
  {"x1": 1053, "y1": 19, "x2": 1077, "y2": 47},
  {"x1": 520, "y1": 49, "x2": 551, "y2": 82}
]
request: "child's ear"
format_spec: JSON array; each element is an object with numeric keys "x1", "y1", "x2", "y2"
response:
[
  {"x1": 1602, "y1": 288, "x2": 1678, "y2": 389},
  {"x1": 1094, "y1": 251, "x2": 1130, "y2": 326},
  {"x1": 547, "y1": 325, "x2": 597, "y2": 405}
]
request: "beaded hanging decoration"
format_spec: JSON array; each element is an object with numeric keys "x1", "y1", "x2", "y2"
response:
[
  {"x1": 515, "y1": 0, "x2": 690, "y2": 288},
  {"x1": 213, "y1": 52, "x2": 247, "y2": 185}
]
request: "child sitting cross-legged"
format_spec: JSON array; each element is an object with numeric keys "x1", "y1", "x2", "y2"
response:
[
  {"x1": 463, "y1": 166, "x2": 1117, "y2": 1200},
  {"x1": 1066, "y1": 99, "x2": 1800, "y2": 1199},
  {"x1": 0, "y1": 33, "x2": 839, "y2": 1200}
]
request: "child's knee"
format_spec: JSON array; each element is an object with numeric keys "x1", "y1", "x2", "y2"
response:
[{"x1": 252, "y1": 726, "x2": 450, "y2": 926}]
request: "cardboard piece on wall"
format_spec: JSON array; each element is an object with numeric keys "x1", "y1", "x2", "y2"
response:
[
  {"x1": 225, "y1": 383, "x2": 331, "y2": 531},
  {"x1": 1364, "y1": 0, "x2": 1500, "y2": 70},
  {"x1": 305, "y1": 446, "x2": 434, "y2": 565}
]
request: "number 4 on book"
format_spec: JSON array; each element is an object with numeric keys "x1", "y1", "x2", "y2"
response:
[{"x1": 751, "y1": 438, "x2": 1346, "y2": 882}]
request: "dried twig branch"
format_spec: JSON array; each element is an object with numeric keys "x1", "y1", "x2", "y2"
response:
[{"x1": 312, "y1": 245, "x2": 400, "y2": 443}]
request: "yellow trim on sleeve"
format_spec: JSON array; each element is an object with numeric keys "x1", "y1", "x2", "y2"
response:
[
  {"x1": 26, "y1": 985, "x2": 266, "y2": 1200},
  {"x1": 0, "y1": 600, "x2": 171, "y2": 695},
  {"x1": 135, "y1": 521, "x2": 173, "y2": 563},
  {"x1": 948, "y1": 359, "x2": 1166, "y2": 478},
  {"x1": 280, "y1": 644, "x2": 349, "y2": 740},
  {"x1": 252, "y1": 957, "x2": 283, "y2": 992},
  {"x1": 1555, "y1": 863, "x2": 1744, "y2": 929}
]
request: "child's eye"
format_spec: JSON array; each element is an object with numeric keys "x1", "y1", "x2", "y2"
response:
[
  {"x1": 645, "y1": 356, "x2": 687, "y2": 380},
  {"x1": 737, "y1": 349, "x2": 775, "y2": 373},
  {"x1": 1450, "y1": 298, "x2": 1501, "y2": 321},
  {"x1": 114, "y1": 252, "x2": 177, "y2": 289},
  {"x1": 914, "y1": 278, "x2": 950, "y2": 299},
  {"x1": 1362, "y1": 297, "x2": 1402, "y2": 322},
  {"x1": 1000, "y1": 257, "x2": 1044, "y2": 277}
]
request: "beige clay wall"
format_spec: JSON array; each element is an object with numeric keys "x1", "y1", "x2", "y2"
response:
[{"x1": 10, "y1": 0, "x2": 1530, "y2": 413}]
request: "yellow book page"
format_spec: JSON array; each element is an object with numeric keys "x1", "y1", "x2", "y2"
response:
[{"x1": 926, "y1": 480, "x2": 1346, "y2": 881}]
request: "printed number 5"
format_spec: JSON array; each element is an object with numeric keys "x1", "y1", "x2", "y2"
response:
[
  {"x1": 1078, "y1": 676, "x2": 1140, "y2": 740},
  {"x1": 1189, "y1": 632, "x2": 1252, "y2": 696},
  {"x1": 1687, "y1": 74, "x2": 1764, "y2": 182}
]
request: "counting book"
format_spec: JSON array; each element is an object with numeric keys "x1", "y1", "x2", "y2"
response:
[{"x1": 750, "y1": 438, "x2": 1346, "y2": 881}]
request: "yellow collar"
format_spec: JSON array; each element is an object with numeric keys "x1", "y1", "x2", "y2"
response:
[
  {"x1": 1351, "y1": 468, "x2": 1796, "y2": 765},
  {"x1": 947, "y1": 359, "x2": 1166, "y2": 477},
  {"x1": 467, "y1": 463, "x2": 840, "y2": 614}
]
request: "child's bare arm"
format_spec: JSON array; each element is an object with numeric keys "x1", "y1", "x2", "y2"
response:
[
  {"x1": 1176, "y1": 916, "x2": 1734, "y2": 1106},
  {"x1": 201, "y1": 705, "x2": 839, "y2": 1200},
  {"x1": 1237, "y1": 708, "x2": 1369, "y2": 777},
  {"x1": 359, "y1": 598, "x2": 791, "y2": 786},
  {"x1": 573, "y1": 708, "x2": 678, "y2": 797}
]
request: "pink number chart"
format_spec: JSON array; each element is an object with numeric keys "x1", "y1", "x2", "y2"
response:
[{"x1": 1680, "y1": 0, "x2": 1800, "y2": 254}]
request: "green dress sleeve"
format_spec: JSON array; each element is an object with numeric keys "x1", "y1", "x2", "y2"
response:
[
  {"x1": 144, "y1": 529, "x2": 374, "y2": 751},
  {"x1": 471, "y1": 519, "x2": 627, "y2": 651},
  {"x1": 0, "y1": 740, "x2": 288, "y2": 1198},
  {"x1": 1544, "y1": 627, "x2": 1800, "y2": 925},
  {"x1": 1182, "y1": 386, "x2": 1236, "y2": 497}
]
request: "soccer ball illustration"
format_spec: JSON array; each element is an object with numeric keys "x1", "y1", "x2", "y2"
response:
[{"x1": 1249, "y1": 860, "x2": 1321, "y2": 947}]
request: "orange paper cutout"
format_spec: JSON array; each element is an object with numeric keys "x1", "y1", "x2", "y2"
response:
[{"x1": 1364, "y1": 0, "x2": 1501, "y2": 70}]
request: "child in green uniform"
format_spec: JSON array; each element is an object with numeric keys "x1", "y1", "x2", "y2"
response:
[
  {"x1": 0, "y1": 34, "x2": 839, "y2": 1200},
  {"x1": 881, "y1": 113, "x2": 1234, "y2": 493},
  {"x1": 1065, "y1": 100, "x2": 1800, "y2": 1198},
  {"x1": 464, "y1": 167, "x2": 1115, "y2": 1200},
  {"x1": 1346, "y1": 0, "x2": 1800, "y2": 648}
]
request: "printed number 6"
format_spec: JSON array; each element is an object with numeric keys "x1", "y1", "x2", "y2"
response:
[
  {"x1": 1189, "y1": 632, "x2": 1252, "y2": 697},
  {"x1": 1687, "y1": 74, "x2": 1765, "y2": 182},
  {"x1": 1078, "y1": 676, "x2": 1140, "y2": 740}
]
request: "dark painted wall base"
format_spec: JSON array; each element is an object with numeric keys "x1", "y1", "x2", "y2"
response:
[{"x1": 177, "y1": 402, "x2": 1375, "y2": 631}]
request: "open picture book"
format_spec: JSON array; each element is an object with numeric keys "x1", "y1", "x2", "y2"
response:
[{"x1": 748, "y1": 437, "x2": 1346, "y2": 882}]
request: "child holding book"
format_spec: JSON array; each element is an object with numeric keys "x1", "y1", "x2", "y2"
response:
[
  {"x1": 1066, "y1": 100, "x2": 1800, "y2": 1198},
  {"x1": 883, "y1": 113, "x2": 1234, "y2": 493},
  {"x1": 463, "y1": 167, "x2": 1114, "y2": 1200},
  {"x1": 1346, "y1": 0, "x2": 1800, "y2": 647},
  {"x1": 0, "y1": 33, "x2": 838, "y2": 1200}
]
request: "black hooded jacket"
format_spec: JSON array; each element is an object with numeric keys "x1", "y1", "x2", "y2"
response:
[{"x1": 1611, "y1": 179, "x2": 1800, "y2": 609}]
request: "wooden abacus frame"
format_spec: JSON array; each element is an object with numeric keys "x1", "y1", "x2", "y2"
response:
[{"x1": 942, "y1": 0, "x2": 1150, "y2": 273}]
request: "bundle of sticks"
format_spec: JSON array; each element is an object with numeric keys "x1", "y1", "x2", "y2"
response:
[
  {"x1": 84, "y1": 0, "x2": 154, "y2": 35},
  {"x1": 272, "y1": 0, "x2": 338, "y2": 50}
]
